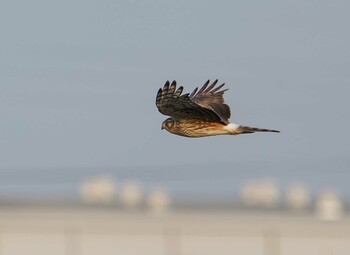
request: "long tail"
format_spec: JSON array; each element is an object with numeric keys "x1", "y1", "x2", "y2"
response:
[
  {"x1": 238, "y1": 125, "x2": 280, "y2": 134},
  {"x1": 225, "y1": 123, "x2": 280, "y2": 135}
]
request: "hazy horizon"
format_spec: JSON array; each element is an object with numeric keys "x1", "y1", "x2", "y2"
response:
[{"x1": 1, "y1": 1, "x2": 350, "y2": 199}]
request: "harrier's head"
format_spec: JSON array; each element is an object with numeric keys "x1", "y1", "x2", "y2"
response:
[{"x1": 161, "y1": 118, "x2": 175, "y2": 132}]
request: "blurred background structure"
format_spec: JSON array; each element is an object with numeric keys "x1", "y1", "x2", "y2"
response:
[
  {"x1": 1, "y1": 0, "x2": 350, "y2": 254},
  {"x1": 0, "y1": 172, "x2": 349, "y2": 255}
]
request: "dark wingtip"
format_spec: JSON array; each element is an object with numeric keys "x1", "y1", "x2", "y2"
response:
[
  {"x1": 156, "y1": 88, "x2": 163, "y2": 104},
  {"x1": 174, "y1": 86, "x2": 184, "y2": 97},
  {"x1": 197, "y1": 80, "x2": 210, "y2": 94},
  {"x1": 189, "y1": 87, "x2": 198, "y2": 98},
  {"x1": 163, "y1": 80, "x2": 170, "y2": 88},
  {"x1": 176, "y1": 86, "x2": 184, "y2": 95}
]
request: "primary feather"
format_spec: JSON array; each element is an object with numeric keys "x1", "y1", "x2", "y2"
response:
[{"x1": 156, "y1": 80, "x2": 229, "y2": 124}]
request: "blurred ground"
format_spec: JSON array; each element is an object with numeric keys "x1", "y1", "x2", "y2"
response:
[
  {"x1": 0, "y1": 203, "x2": 349, "y2": 255},
  {"x1": 0, "y1": 167, "x2": 349, "y2": 255}
]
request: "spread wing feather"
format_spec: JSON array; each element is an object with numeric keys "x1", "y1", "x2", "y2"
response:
[
  {"x1": 190, "y1": 80, "x2": 231, "y2": 122},
  {"x1": 156, "y1": 80, "x2": 231, "y2": 124}
]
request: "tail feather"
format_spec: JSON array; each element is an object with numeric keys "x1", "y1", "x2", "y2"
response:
[
  {"x1": 224, "y1": 123, "x2": 280, "y2": 135},
  {"x1": 237, "y1": 125, "x2": 280, "y2": 134}
]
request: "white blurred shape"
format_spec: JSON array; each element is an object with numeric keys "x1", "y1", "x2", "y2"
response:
[
  {"x1": 120, "y1": 181, "x2": 143, "y2": 208},
  {"x1": 241, "y1": 180, "x2": 259, "y2": 206},
  {"x1": 315, "y1": 190, "x2": 344, "y2": 221},
  {"x1": 146, "y1": 187, "x2": 171, "y2": 214},
  {"x1": 285, "y1": 183, "x2": 310, "y2": 210},
  {"x1": 79, "y1": 175, "x2": 116, "y2": 204},
  {"x1": 241, "y1": 178, "x2": 280, "y2": 208}
]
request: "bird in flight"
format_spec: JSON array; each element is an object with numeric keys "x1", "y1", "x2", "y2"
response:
[{"x1": 156, "y1": 80, "x2": 279, "y2": 138}]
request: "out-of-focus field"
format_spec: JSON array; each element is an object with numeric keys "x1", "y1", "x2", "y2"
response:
[
  {"x1": 0, "y1": 204, "x2": 349, "y2": 255},
  {"x1": 0, "y1": 171, "x2": 349, "y2": 255}
]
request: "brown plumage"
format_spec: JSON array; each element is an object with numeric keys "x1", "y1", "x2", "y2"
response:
[{"x1": 156, "y1": 80, "x2": 279, "y2": 138}]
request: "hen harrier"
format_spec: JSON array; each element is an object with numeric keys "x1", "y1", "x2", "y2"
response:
[{"x1": 156, "y1": 80, "x2": 279, "y2": 138}]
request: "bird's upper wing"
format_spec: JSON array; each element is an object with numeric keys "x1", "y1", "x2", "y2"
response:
[{"x1": 156, "y1": 80, "x2": 231, "y2": 124}]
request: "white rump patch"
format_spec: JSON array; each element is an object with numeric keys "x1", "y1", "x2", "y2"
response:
[{"x1": 225, "y1": 123, "x2": 240, "y2": 132}]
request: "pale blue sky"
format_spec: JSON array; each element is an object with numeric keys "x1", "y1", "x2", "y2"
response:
[{"x1": 0, "y1": 1, "x2": 349, "y2": 197}]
